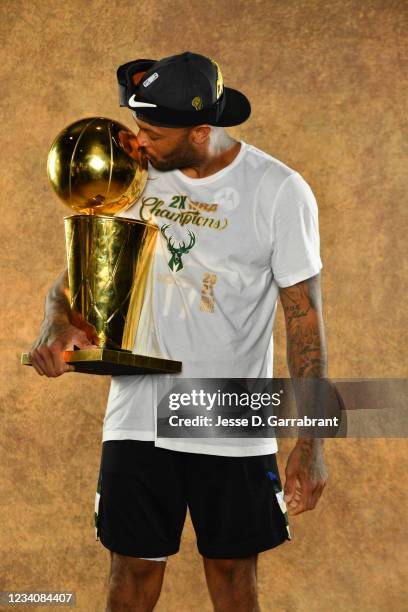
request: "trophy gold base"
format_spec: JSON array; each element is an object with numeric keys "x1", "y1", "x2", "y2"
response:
[{"x1": 21, "y1": 349, "x2": 182, "y2": 376}]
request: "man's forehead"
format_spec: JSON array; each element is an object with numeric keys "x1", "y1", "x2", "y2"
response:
[
  {"x1": 132, "y1": 113, "x2": 186, "y2": 133},
  {"x1": 132, "y1": 115, "x2": 163, "y2": 133},
  {"x1": 131, "y1": 112, "x2": 200, "y2": 133}
]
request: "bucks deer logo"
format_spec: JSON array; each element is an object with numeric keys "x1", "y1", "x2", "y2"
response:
[{"x1": 160, "y1": 224, "x2": 196, "y2": 272}]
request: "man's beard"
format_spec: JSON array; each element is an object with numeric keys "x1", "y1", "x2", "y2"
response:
[
  {"x1": 142, "y1": 142, "x2": 201, "y2": 172},
  {"x1": 148, "y1": 157, "x2": 181, "y2": 171}
]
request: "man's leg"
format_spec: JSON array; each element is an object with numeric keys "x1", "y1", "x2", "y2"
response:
[
  {"x1": 96, "y1": 441, "x2": 187, "y2": 611},
  {"x1": 203, "y1": 555, "x2": 260, "y2": 612},
  {"x1": 185, "y1": 452, "x2": 290, "y2": 611},
  {"x1": 106, "y1": 551, "x2": 166, "y2": 612}
]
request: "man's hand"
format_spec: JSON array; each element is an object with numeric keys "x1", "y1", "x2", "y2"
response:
[
  {"x1": 28, "y1": 312, "x2": 99, "y2": 378},
  {"x1": 284, "y1": 439, "x2": 328, "y2": 515}
]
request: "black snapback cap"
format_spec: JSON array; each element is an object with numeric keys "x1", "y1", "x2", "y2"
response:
[{"x1": 116, "y1": 52, "x2": 251, "y2": 127}]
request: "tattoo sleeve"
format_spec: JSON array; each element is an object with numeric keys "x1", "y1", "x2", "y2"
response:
[
  {"x1": 279, "y1": 274, "x2": 328, "y2": 379},
  {"x1": 44, "y1": 268, "x2": 72, "y2": 322},
  {"x1": 279, "y1": 274, "x2": 334, "y2": 443}
]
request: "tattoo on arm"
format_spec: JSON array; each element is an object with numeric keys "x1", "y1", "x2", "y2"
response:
[
  {"x1": 279, "y1": 274, "x2": 328, "y2": 378},
  {"x1": 44, "y1": 269, "x2": 72, "y2": 321}
]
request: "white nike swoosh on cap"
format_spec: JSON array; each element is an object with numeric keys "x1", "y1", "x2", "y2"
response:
[{"x1": 128, "y1": 94, "x2": 157, "y2": 108}]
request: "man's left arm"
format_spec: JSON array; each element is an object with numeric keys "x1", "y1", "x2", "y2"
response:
[{"x1": 279, "y1": 272, "x2": 329, "y2": 516}]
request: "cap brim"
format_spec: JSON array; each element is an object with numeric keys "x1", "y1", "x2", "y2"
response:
[
  {"x1": 127, "y1": 85, "x2": 251, "y2": 128},
  {"x1": 213, "y1": 87, "x2": 251, "y2": 127}
]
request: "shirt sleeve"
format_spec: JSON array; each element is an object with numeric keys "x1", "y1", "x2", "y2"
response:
[{"x1": 270, "y1": 172, "x2": 323, "y2": 288}]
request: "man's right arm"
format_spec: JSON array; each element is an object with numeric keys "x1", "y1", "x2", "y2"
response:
[{"x1": 28, "y1": 268, "x2": 99, "y2": 377}]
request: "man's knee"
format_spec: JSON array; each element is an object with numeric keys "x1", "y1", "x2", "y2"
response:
[
  {"x1": 109, "y1": 551, "x2": 166, "y2": 582},
  {"x1": 204, "y1": 556, "x2": 257, "y2": 584},
  {"x1": 107, "y1": 551, "x2": 166, "y2": 611},
  {"x1": 203, "y1": 556, "x2": 259, "y2": 610},
  {"x1": 106, "y1": 551, "x2": 166, "y2": 612}
]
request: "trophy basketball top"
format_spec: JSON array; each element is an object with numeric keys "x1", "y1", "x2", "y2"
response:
[{"x1": 47, "y1": 116, "x2": 148, "y2": 216}]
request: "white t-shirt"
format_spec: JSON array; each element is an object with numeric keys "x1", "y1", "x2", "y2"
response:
[{"x1": 102, "y1": 141, "x2": 323, "y2": 456}]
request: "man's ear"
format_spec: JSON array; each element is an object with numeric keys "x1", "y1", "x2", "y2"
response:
[{"x1": 190, "y1": 124, "x2": 211, "y2": 145}]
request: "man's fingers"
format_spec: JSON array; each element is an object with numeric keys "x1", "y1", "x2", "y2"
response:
[
  {"x1": 288, "y1": 503, "x2": 307, "y2": 516},
  {"x1": 286, "y1": 476, "x2": 308, "y2": 515},
  {"x1": 31, "y1": 347, "x2": 53, "y2": 376},
  {"x1": 30, "y1": 346, "x2": 68, "y2": 377},
  {"x1": 32, "y1": 363, "x2": 44, "y2": 376},
  {"x1": 287, "y1": 488, "x2": 311, "y2": 515},
  {"x1": 37, "y1": 346, "x2": 59, "y2": 377},
  {"x1": 310, "y1": 481, "x2": 326, "y2": 508},
  {"x1": 27, "y1": 315, "x2": 94, "y2": 377},
  {"x1": 68, "y1": 312, "x2": 100, "y2": 346},
  {"x1": 72, "y1": 330, "x2": 99, "y2": 349},
  {"x1": 49, "y1": 347, "x2": 71, "y2": 377},
  {"x1": 75, "y1": 340, "x2": 99, "y2": 349},
  {"x1": 28, "y1": 351, "x2": 45, "y2": 376},
  {"x1": 27, "y1": 329, "x2": 93, "y2": 376},
  {"x1": 288, "y1": 482, "x2": 325, "y2": 515},
  {"x1": 83, "y1": 328, "x2": 100, "y2": 345},
  {"x1": 284, "y1": 475, "x2": 298, "y2": 504},
  {"x1": 286, "y1": 491, "x2": 302, "y2": 508},
  {"x1": 290, "y1": 500, "x2": 313, "y2": 515}
]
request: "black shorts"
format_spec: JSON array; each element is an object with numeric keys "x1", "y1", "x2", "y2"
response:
[{"x1": 94, "y1": 440, "x2": 291, "y2": 559}]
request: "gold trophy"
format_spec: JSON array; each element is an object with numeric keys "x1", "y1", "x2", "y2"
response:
[{"x1": 21, "y1": 117, "x2": 181, "y2": 375}]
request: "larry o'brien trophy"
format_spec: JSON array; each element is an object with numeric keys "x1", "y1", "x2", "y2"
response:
[{"x1": 21, "y1": 117, "x2": 181, "y2": 375}]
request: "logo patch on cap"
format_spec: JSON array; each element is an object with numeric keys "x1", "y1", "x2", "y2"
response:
[
  {"x1": 143, "y1": 72, "x2": 159, "y2": 87},
  {"x1": 192, "y1": 96, "x2": 203, "y2": 110}
]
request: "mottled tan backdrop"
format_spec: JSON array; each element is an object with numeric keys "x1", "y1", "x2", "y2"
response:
[{"x1": 1, "y1": 0, "x2": 407, "y2": 610}]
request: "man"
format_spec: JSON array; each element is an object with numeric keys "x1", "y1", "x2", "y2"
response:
[{"x1": 29, "y1": 52, "x2": 328, "y2": 611}]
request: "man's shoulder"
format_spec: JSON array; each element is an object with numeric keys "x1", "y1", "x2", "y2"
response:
[{"x1": 242, "y1": 142, "x2": 297, "y2": 186}]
